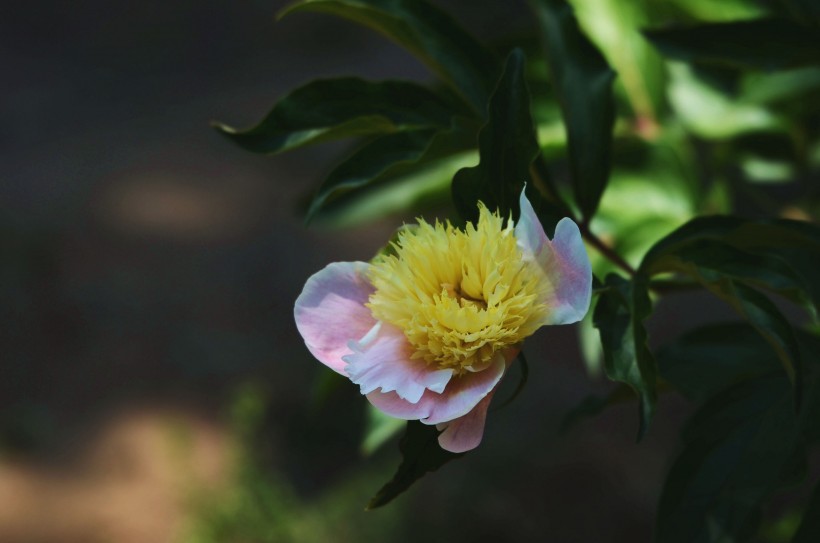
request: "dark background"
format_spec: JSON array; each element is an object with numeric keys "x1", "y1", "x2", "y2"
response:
[{"x1": 0, "y1": 2, "x2": 728, "y2": 541}]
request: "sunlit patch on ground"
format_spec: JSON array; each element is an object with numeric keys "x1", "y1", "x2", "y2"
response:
[{"x1": 0, "y1": 407, "x2": 230, "y2": 543}]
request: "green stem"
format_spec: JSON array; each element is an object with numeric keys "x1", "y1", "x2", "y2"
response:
[
  {"x1": 579, "y1": 219, "x2": 637, "y2": 277},
  {"x1": 532, "y1": 153, "x2": 636, "y2": 278}
]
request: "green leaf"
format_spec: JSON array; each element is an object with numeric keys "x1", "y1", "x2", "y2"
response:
[
  {"x1": 780, "y1": 0, "x2": 820, "y2": 27},
  {"x1": 559, "y1": 383, "x2": 635, "y2": 433},
  {"x1": 792, "y1": 482, "x2": 820, "y2": 542},
  {"x1": 644, "y1": 18, "x2": 820, "y2": 71},
  {"x1": 646, "y1": 238, "x2": 815, "y2": 318},
  {"x1": 214, "y1": 78, "x2": 455, "y2": 155},
  {"x1": 656, "y1": 373, "x2": 801, "y2": 543},
  {"x1": 452, "y1": 49, "x2": 540, "y2": 222},
  {"x1": 740, "y1": 67, "x2": 820, "y2": 105},
  {"x1": 592, "y1": 273, "x2": 657, "y2": 440},
  {"x1": 715, "y1": 283, "x2": 804, "y2": 390},
  {"x1": 656, "y1": 324, "x2": 820, "y2": 543},
  {"x1": 530, "y1": 0, "x2": 616, "y2": 220},
  {"x1": 307, "y1": 130, "x2": 438, "y2": 221},
  {"x1": 360, "y1": 404, "x2": 405, "y2": 456},
  {"x1": 667, "y1": 62, "x2": 786, "y2": 139},
  {"x1": 567, "y1": 0, "x2": 665, "y2": 123},
  {"x1": 280, "y1": 0, "x2": 498, "y2": 115},
  {"x1": 366, "y1": 421, "x2": 462, "y2": 510},
  {"x1": 643, "y1": 225, "x2": 809, "y2": 389},
  {"x1": 312, "y1": 149, "x2": 477, "y2": 228},
  {"x1": 658, "y1": 323, "x2": 781, "y2": 403},
  {"x1": 307, "y1": 118, "x2": 479, "y2": 221},
  {"x1": 491, "y1": 351, "x2": 529, "y2": 412},
  {"x1": 642, "y1": 217, "x2": 820, "y2": 312},
  {"x1": 655, "y1": 0, "x2": 766, "y2": 22}
]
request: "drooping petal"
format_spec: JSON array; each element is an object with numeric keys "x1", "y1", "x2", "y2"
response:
[
  {"x1": 344, "y1": 322, "x2": 453, "y2": 403},
  {"x1": 436, "y1": 390, "x2": 496, "y2": 453},
  {"x1": 515, "y1": 189, "x2": 592, "y2": 325},
  {"x1": 547, "y1": 218, "x2": 593, "y2": 323},
  {"x1": 294, "y1": 261, "x2": 376, "y2": 374},
  {"x1": 366, "y1": 353, "x2": 506, "y2": 423}
]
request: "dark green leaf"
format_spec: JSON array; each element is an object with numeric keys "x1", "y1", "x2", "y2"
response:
[
  {"x1": 711, "y1": 281, "x2": 803, "y2": 393},
  {"x1": 642, "y1": 219, "x2": 817, "y2": 390},
  {"x1": 280, "y1": 0, "x2": 498, "y2": 114},
  {"x1": 644, "y1": 18, "x2": 820, "y2": 71},
  {"x1": 792, "y1": 482, "x2": 820, "y2": 542},
  {"x1": 657, "y1": 326, "x2": 820, "y2": 543},
  {"x1": 491, "y1": 351, "x2": 529, "y2": 412},
  {"x1": 366, "y1": 421, "x2": 462, "y2": 509},
  {"x1": 559, "y1": 383, "x2": 634, "y2": 433},
  {"x1": 658, "y1": 323, "x2": 781, "y2": 403},
  {"x1": 214, "y1": 78, "x2": 455, "y2": 154},
  {"x1": 780, "y1": 0, "x2": 820, "y2": 27},
  {"x1": 593, "y1": 274, "x2": 657, "y2": 440},
  {"x1": 656, "y1": 373, "x2": 801, "y2": 543},
  {"x1": 647, "y1": 238, "x2": 816, "y2": 319},
  {"x1": 531, "y1": 0, "x2": 616, "y2": 220},
  {"x1": 642, "y1": 217, "x2": 820, "y2": 316},
  {"x1": 452, "y1": 49, "x2": 540, "y2": 222}
]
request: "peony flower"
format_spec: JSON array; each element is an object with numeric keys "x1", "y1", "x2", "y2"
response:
[{"x1": 294, "y1": 189, "x2": 592, "y2": 453}]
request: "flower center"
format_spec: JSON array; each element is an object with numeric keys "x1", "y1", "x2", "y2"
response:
[{"x1": 367, "y1": 204, "x2": 553, "y2": 374}]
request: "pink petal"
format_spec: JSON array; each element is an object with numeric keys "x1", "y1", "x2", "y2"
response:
[
  {"x1": 515, "y1": 187, "x2": 550, "y2": 260},
  {"x1": 344, "y1": 322, "x2": 453, "y2": 403},
  {"x1": 515, "y1": 189, "x2": 592, "y2": 325},
  {"x1": 435, "y1": 390, "x2": 496, "y2": 453},
  {"x1": 294, "y1": 261, "x2": 376, "y2": 374},
  {"x1": 366, "y1": 354, "x2": 506, "y2": 423}
]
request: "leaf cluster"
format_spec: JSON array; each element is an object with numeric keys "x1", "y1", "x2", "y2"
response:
[{"x1": 217, "y1": 0, "x2": 820, "y2": 538}]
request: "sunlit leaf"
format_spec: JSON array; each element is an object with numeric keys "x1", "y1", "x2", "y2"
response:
[
  {"x1": 667, "y1": 62, "x2": 786, "y2": 139},
  {"x1": 307, "y1": 116, "x2": 480, "y2": 221},
  {"x1": 740, "y1": 67, "x2": 820, "y2": 105},
  {"x1": 644, "y1": 18, "x2": 820, "y2": 70},
  {"x1": 591, "y1": 135, "x2": 698, "y2": 275},
  {"x1": 366, "y1": 421, "x2": 462, "y2": 509},
  {"x1": 651, "y1": 0, "x2": 766, "y2": 22},
  {"x1": 567, "y1": 0, "x2": 665, "y2": 123},
  {"x1": 452, "y1": 49, "x2": 540, "y2": 222},
  {"x1": 592, "y1": 273, "x2": 657, "y2": 440},
  {"x1": 530, "y1": 0, "x2": 616, "y2": 220},
  {"x1": 361, "y1": 404, "x2": 405, "y2": 456},
  {"x1": 214, "y1": 78, "x2": 455, "y2": 154},
  {"x1": 308, "y1": 129, "x2": 438, "y2": 221},
  {"x1": 280, "y1": 0, "x2": 498, "y2": 114},
  {"x1": 313, "y1": 150, "x2": 477, "y2": 228}
]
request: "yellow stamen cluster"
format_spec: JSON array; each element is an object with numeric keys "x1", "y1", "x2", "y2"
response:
[{"x1": 367, "y1": 204, "x2": 552, "y2": 374}]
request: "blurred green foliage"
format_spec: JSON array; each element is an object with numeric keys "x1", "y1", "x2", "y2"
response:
[{"x1": 217, "y1": 0, "x2": 820, "y2": 540}]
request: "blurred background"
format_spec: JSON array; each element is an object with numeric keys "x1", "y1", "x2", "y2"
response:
[{"x1": 3, "y1": 1, "x2": 811, "y2": 542}]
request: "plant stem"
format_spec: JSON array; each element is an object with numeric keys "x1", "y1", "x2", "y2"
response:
[{"x1": 578, "y1": 220, "x2": 637, "y2": 277}]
